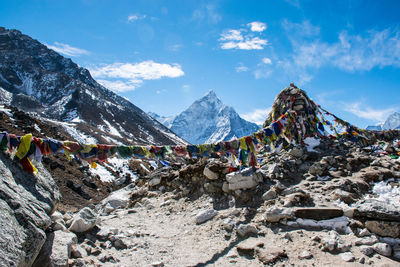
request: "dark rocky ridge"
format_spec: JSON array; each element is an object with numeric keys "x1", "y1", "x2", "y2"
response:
[{"x1": 0, "y1": 27, "x2": 186, "y2": 146}]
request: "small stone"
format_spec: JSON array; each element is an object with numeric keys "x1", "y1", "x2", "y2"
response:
[
  {"x1": 256, "y1": 247, "x2": 287, "y2": 264},
  {"x1": 236, "y1": 238, "x2": 264, "y2": 256},
  {"x1": 341, "y1": 252, "x2": 355, "y2": 262},
  {"x1": 262, "y1": 189, "x2": 277, "y2": 201},
  {"x1": 90, "y1": 247, "x2": 101, "y2": 256},
  {"x1": 283, "y1": 232, "x2": 292, "y2": 242},
  {"x1": 311, "y1": 235, "x2": 321, "y2": 242},
  {"x1": 373, "y1": 242, "x2": 392, "y2": 257},
  {"x1": 151, "y1": 262, "x2": 164, "y2": 267},
  {"x1": 298, "y1": 250, "x2": 312, "y2": 259},
  {"x1": 203, "y1": 167, "x2": 219, "y2": 180},
  {"x1": 289, "y1": 147, "x2": 303, "y2": 158},
  {"x1": 237, "y1": 224, "x2": 258, "y2": 237},
  {"x1": 222, "y1": 218, "x2": 235, "y2": 232},
  {"x1": 71, "y1": 244, "x2": 87, "y2": 259},
  {"x1": 360, "y1": 246, "x2": 374, "y2": 257},
  {"x1": 359, "y1": 257, "x2": 365, "y2": 264},
  {"x1": 112, "y1": 235, "x2": 127, "y2": 250},
  {"x1": 359, "y1": 228, "x2": 371, "y2": 237},
  {"x1": 195, "y1": 209, "x2": 218, "y2": 224}
]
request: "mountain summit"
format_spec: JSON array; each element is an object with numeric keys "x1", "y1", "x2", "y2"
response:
[
  {"x1": 366, "y1": 112, "x2": 400, "y2": 131},
  {"x1": 0, "y1": 27, "x2": 186, "y2": 145},
  {"x1": 153, "y1": 90, "x2": 260, "y2": 144}
]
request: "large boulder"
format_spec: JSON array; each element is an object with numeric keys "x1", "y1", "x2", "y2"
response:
[
  {"x1": 98, "y1": 183, "x2": 134, "y2": 214},
  {"x1": 353, "y1": 199, "x2": 400, "y2": 221},
  {"x1": 225, "y1": 167, "x2": 264, "y2": 191},
  {"x1": 68, "y1": 207, "x2": 98, "y2": 233},
  {"x1": 32, "y1": 230, "x2": 77, "y2": 267},
  {"x1": 0, "y1": 152, "x2": 61, "y2": 266}
]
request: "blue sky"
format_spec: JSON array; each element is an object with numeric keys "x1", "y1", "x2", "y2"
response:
[{"x1": 1, "y1": 0, "x2": 400, "y2": 127}]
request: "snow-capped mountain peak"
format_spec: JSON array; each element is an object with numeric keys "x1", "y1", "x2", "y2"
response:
[
  {"x1": 366, "y1": 112, "x2": 400, "y2": 130},
  {"x1": 150, "y1": 91, "x2": 260, "y2": 144}
]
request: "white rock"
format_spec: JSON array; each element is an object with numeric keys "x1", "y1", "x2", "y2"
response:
[
  {"x1": 52, "y1": 220, "x2": 67, "y2": 231},
  {"x1": 96, "y1": 226, "x2": 119, "y2": 240},
  {"x1": 196, "y1": 209, "x2": 218, "y2": 224},
  {"x1": 373, "y1": 242, "x2": 392, "y2": 257},
  {"x1": 148, "y1": 177, "x2": 161, "y2": 186},
  {"x1": 265, "y1": 208, "x2": 294, "y2": 223},
  {"x1": 298, "y1": 250, "x2": 312, "y2": 259},
  {"x1": 341, "y1": 252, "x2": 355, "y2": 262},
  {"x1": 225, "y1": 168, "x2": 263, "y2": 191},
  {"x1": 359, "y1": 228, "x2": 371, "y2": 237},
  {"x1": 100, "y1": 184, "x2": 133, "y2": 213},
  {"x1": 203, "y1": 167, "x2": 219, "y2": 180},
  {"x1": 51, "y1": 211, "x2": 64, "y2": 222},
  {"x1": 69, "y1": 207, "x2": 98, "y2": 233}
]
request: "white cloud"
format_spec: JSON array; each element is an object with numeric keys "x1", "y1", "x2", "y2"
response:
[
  {"x1": 97, "y1": 79, "x2": 142, "y2": 92},
  {"x1": 235, "y1": 64, "x2": 249, "y2": 72},
  {"x1": 46, "y1": 42, "x2": 89, "y2": 57},
  {"x1": 220, "y1": 30, "x2": 243, "y2": 41},
  {"x1": 127, "y1": 14, "x2": 146, "y2": 22},
  {"x1": 219, "y1": 23, "x2": 269, "y2": 50},
  {"x1": 248, "y1": 22, "x2": 267, "y2": 32},
  {"x1": 344, "y1": 102, "x2": 397, "y2": 122},
  {"x1": 168, "y1": 44, "x2": 183, "y2": 52},
  {"x1": 241, "y1": 108, "x2": 271, "y2": 125},
  {"x1": 90, "y1": 60, "x2": 184, "y2": 92},
  {"x1": 262, "y1": 57, "x2": 272, "y2": 64},
  {"x1": 182, "y1": 84, "x2": 191, "y2": 92}
]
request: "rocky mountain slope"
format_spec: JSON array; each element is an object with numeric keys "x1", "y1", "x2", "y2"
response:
[
  {"x1": 366, "y1": 112, "x2": 400, "y2": 131},
  {"x1": 0, "y1": 27, "x2": 186, "y2": 146},
  {"x1": 151, "y1": 91, "x2": 260, "y2": 144}
]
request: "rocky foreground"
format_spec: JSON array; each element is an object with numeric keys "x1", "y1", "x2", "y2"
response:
[{"x1": 2, "y1": 133, "x2": 400, "y2": 266}]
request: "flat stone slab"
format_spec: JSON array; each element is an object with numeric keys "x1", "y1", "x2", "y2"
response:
[
  {"x1": 294, "y1": 208, "x2": 343, "y2": 220},
  {"x1": 353, "y1": 199, "x2": 400, "y2": 222}
]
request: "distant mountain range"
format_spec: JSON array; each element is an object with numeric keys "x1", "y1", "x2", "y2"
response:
[
  {"x1": 366, "y1": 112, "x2": 400, "y2": 131},
  {"x1": 149, "y1": 91, "x2": 260, "y2": 144},
  {"x1": 0, "y1": 27, "x2": 186, "y2": 146}
]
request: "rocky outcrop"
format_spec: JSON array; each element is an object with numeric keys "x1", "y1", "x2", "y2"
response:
[{"x1": 0, "y1": 152, "x2": 60, "y2": 266}]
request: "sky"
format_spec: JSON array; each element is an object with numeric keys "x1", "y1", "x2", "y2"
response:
[{"x1": 1, "y1": 0, "x2": 400, "y2": 127}]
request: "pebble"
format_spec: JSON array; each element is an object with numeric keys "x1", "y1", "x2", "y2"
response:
[
  {"x1": 360, "y1": 245, "x2": 374, "y2": 257},
  {"x1": 237, "y1": 224, "x2": 258, "y2": 237},
  {"x1": 359, "y1": 228, "x2": 371, "y2": 237},
  {"x1": 341, "y1": 252, "x2": 355, "y2": 262},
  {"x1": 298, "y1": 250, "x2": 312, "y2": 259},
  {"x1": 195, "y1": 209, "x2": 218, "y2": 224},
  {"x1": 151, "y1": 262, "x2": 164, "y2": 267}
]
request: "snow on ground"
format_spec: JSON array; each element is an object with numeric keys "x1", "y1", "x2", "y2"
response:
[
  {"x1": 0, "y1": 105, "x2": 14, "y2": 120},
  {"x1": 102, "y1": 119, "x2": 122, "y2": 138},
  {"x1": 106, "y1": 157, "x2": 138, "y2": 181},
  {"x1": 89, "y1": 163, "x2": 115, "y2": 183},
  {"x1": 367, "y1": 178, "x2": 400, "y2": 206},
  {"x1": 304, "y1": 137, "x2": 320, "y2": 152},
  {"x1": 42, "y1": 118, "x2": 98, "y2": 144},
  {"x1": 34, "y1": 123, "x2": 42, "y2": 133}
]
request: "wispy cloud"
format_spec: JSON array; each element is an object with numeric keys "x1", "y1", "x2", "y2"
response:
[
  {"x1": 127, "y1": 13, "x2": 146, "y2": 22},
  {"x1": 90, "y1": 60, "x2": 184, "y2": 92},
  {"x1": 46, "y1": 42, "x2": 89, "y2": 57},
  {"x1": 192, "y1": 4, "x2": 221, "y2": 24},
  {"x1": 235, "y1": 63, "x2": 249, "y2": 72},
  {"x1": 241, "y1": 108, "x2": 271, "y2": 125},
  {"x1": 248, "y1": 22, "x2": 267, "y2": 32},
  {"x1": 280, "y1": 20, "x2": 400, "y2": 84},
  {"x1": 219, "y1": 22, "x2": 269, "y2": 50},
  {"x1": 344, "y1": 102, "x2": 397, "y2": 122}
]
